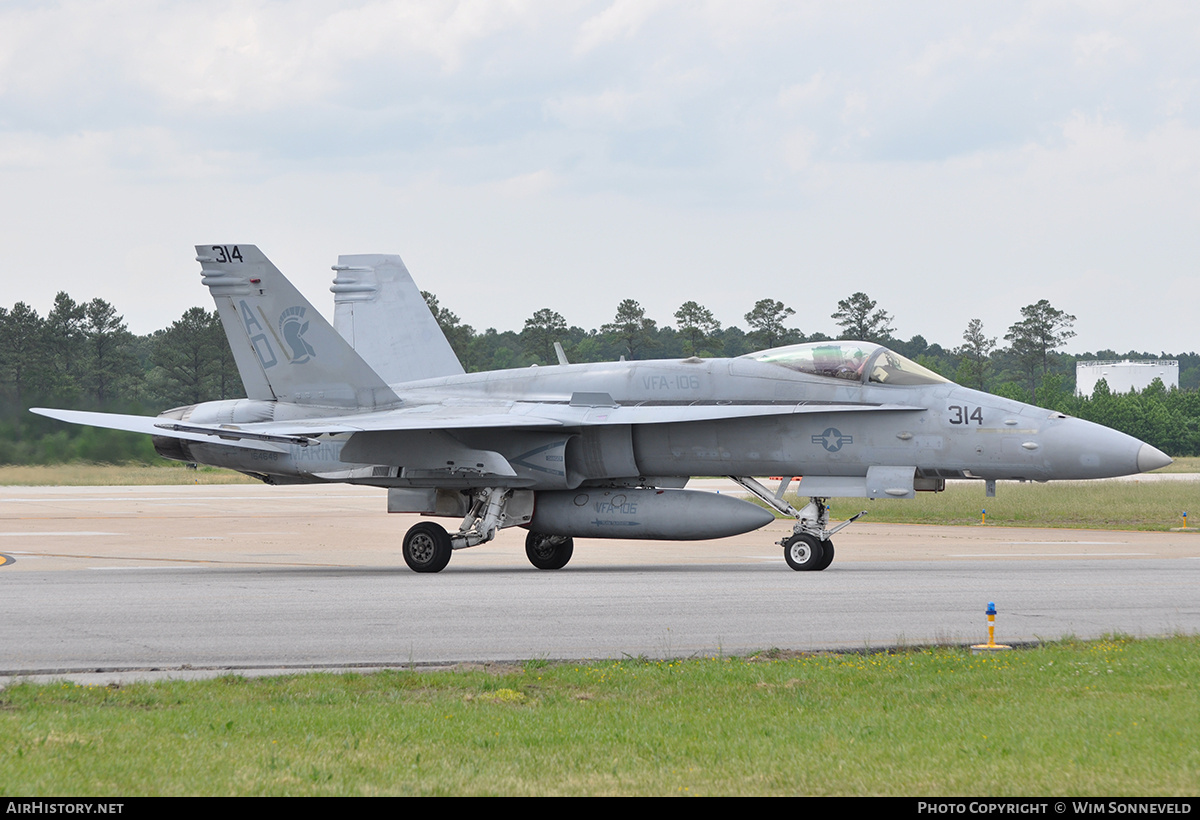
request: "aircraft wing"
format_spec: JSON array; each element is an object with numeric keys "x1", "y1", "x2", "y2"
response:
[
  {"x1": 29, "y1": 405, "x2": 559, "y2": 451},
  {"x1": 508, "y1": 399, "x2": 926, "y2": 426},
  {"x1": 182, "y1": 399, "x2": 926, "y2": 438},
  {"x1": 33, "y1": 399, "x2": 925, "y2": 448}
]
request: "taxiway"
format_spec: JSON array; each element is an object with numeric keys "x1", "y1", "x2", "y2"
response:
[{"x1": 1, "y1": 484, "x2": 1196, "y2": 684}]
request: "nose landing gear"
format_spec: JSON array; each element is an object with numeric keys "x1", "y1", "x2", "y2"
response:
[
  {"x1": 729, "y1": 476, "x2": 863, "y2": 572},
  {"x1": 781, "y1": 533, "x2": 835, "y2": 572}
]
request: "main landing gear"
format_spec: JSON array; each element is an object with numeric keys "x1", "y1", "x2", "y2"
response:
[
  {"x1": 401, "y1": 488, "x2": 574, "y2": 573},
  {"x1": 402, "y1": 522, "x2": 453, "y2": 573},
  {"x1": 401, "y1": 487, "x2": 510, "y2": 573},
  {"x1": 729, "y1": 476, "x2": 865, "y2": 572},
  {"x1": 525, "y1": 532, "x2": 574, "y2": 570}
]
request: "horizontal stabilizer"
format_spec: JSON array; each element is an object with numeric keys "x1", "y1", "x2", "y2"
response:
[
  {"x1": 30, "y1": 408, "x2": 285, "y2": 452},
  {"x1": 153, "y1": 421, "x2": 319, "y2": 447}
]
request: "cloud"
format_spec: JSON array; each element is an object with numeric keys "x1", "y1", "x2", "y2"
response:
[
  {"x1": 1072, "y1": 30, "x2": 1134, "y2": 67},
  {"x1": 3, "y1": 1, "x2": 1200, "y2": 352},
  {"x1": 575, "y1": 0, "x2": 669, "y2": 55}
]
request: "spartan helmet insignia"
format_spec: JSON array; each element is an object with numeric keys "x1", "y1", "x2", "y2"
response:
[{"x1": 278, "y1": 306, "x2": 316, "y2": 365}]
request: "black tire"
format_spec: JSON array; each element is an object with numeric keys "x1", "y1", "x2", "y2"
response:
[
  {"x1": 814, "y1": 539, "x2": 835, "y2": 571},
  {"x1": 783, "y1": 533, "x2": 824, "y2": 571},
  {"x1": 525, "y1": 532, "x2": 574, "y2": 570},
  {"x1": 403, "y1": 522, "x2": 452, "y2": 573}
]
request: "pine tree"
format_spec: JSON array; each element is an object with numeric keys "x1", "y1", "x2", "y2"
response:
[
  {"x1": 744, "y1": 299, "x2": 796, "y2": 349},
  {"x1": 831, "y1": 292, "x2": 894, "y2": 343}
]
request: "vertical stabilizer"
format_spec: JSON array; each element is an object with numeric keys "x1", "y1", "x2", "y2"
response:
[
  {"x1": 196, "y1": 244, "x2": 398, "y2": 409},
  {"x1": 331, "y1": 254, "x2": 465, "y2": 385}
]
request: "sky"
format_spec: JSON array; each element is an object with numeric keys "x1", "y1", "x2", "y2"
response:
[{"x1": 2, "y1": 0, "x2": 1198, "y2": 355}]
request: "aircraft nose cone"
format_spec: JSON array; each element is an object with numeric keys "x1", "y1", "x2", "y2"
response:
[
  {"x1": 1137, "y1": 443, "x2": 1173, "y2": 473},
  {"x1": 1040, "y1": 417, "x2": 1168, "y2": 479}
]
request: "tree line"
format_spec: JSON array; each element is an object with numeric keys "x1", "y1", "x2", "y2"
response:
[{"x1": 2, "y1": 289, "x2": 1198, "y2": 462}]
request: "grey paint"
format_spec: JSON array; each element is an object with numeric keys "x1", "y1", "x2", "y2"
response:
[
  {"x1": 331, "y1": 253, "x2": 464, "y2": 384},
  {"x1": 30, "y1": 244, "x2": 1173, "y2": 565}
]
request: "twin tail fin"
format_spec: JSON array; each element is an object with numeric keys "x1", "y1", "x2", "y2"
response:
[{"x1": 197, "y1": 244, "x2": 398, "y2": 409}]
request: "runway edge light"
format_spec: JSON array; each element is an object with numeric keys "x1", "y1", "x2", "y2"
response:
[
  {"x1": 1171, "y1": 511, "x2": 1198, "y2": 533},
  {"x1": 971, "y1": 601, "x2": 1012, "y2": 654}
]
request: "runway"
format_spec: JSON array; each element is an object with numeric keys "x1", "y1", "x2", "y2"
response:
[{"x1": 1, "y1": 484, "x2": 1198, "y2": 683}]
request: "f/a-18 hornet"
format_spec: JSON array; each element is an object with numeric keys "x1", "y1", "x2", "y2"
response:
[{"x1": 34, "y1": 245, "x2": 1172, "y2": 573}]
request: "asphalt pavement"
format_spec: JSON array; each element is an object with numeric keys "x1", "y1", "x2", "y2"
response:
[{"x1": 1, "y1": 484, "x2": 1197, "y2": 685}]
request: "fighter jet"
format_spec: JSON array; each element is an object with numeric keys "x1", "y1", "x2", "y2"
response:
[{"x1": 33, "y1": 245, "x2": 1173, "y2": 573}]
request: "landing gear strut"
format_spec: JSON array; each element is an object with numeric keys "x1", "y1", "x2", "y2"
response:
[
  {"x1": 401, "y1": 487, "x2": 524, "y2": 574},
  {"x1": 729, "y1": 476, "x2": 864, "y2": 572}
]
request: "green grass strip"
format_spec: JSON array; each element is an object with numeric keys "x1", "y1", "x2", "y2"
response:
[
  {"x1": 2, "y1": 464, "x2": 1197, "y2": 531},
  {"x1": 0, "y1": 463, "x2": 257, "y2": 486},
  {"x1": 811, "y1": 479, "x2": 1200, "y2": 531},
  {"x1": 1, "y1": 636, "x2": 1196, "y2": 796}
]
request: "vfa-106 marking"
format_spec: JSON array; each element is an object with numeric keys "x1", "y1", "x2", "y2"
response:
[{"x1": 34, "y1": 245, "x2": 1173, "y2": 573}]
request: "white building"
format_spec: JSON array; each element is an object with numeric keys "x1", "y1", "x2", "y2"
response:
[{"x1": 1076, "y1": 360, "x2": 1178, "y2": 396}]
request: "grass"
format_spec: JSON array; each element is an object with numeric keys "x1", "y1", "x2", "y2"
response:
[
  {"x1": 0, "y1": 463, "x2": 257, "y2": 486},
  {"x1": 1153, "y1": 455, "x2": 1200, "y2": 473},
  {"x1": 809, "y1": 478, "x2": 1200, "y2": 531},
  {"x1": 0, "y1": 636, "x2": 1196, "y2": 796}
]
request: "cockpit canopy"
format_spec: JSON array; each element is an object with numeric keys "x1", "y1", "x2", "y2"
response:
[{"x1": 741, "y1": 341, "x2": 950, "y2": 386}]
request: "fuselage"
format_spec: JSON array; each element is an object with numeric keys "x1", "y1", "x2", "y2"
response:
[{"x1": 153, "y1": 342, "x2": 1169, "y2": 489}]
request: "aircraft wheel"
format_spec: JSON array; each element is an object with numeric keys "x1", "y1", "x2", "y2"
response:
[
  {"x1": 815, "y1": 539, "x2": 835, "y2": 571},
  {"x1": 783, "y1": 533, "x2": 824, "y2": 571},
  {"x1": 526, "y1": 532, "x2": 574, "y2": 570},
  {"x1": 403, "y1": 522, "x2": 452, "y2": 573}
]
